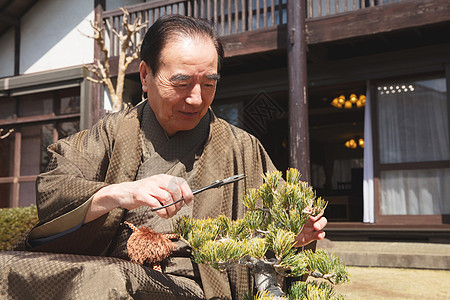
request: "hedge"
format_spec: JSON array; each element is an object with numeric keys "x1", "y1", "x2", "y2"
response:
[{"x1": 0, "y1": 205, "x2": 38, "y2": 251}]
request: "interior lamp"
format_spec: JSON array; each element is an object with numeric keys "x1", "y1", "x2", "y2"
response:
[
  {"x1": 345, "y1": 139, "x2": 357, "y2": 149},
  {"x1": 331, "y1": 94, "x2": 366, "y2": 109},
  {"x1": 358, "y1": 138, "x2": 365, "y2": 148},
  {"x1": 345, "y1": 137, "x2": 364, "y2": 149}
]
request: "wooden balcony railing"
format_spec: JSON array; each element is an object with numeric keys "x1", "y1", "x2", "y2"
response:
[
  {"x1": 307, "y1": 0, "x2": 403, "y2": 18},
  {"x1": 102, "y1": 0, "x2": 406, "y2": 56}
]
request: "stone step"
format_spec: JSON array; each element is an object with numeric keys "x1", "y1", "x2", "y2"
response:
[{"x1": 317, "y1": 240, "x2": 450, "y2": 270}]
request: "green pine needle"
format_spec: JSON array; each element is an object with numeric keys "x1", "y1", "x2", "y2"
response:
[
  {"x1": 286, "y1": 168, "x2": 302, "y2": 185},
  {"x1": 259, "y1": 170, "x2": 282, "y2": 208},
  {"x1": 277, "y1": 183, "x2": 303, "y2": 208},
  {"x1": 245, "y1": 237, "x2": 268, "y2": 259},
  {"x1": 242, "y1": 188, "x2": 259, "y2": 210},
  {"x1": 279, "y1": 252, "x2": 308, "y2": 277},
  {"x1": 192, "y1": 239, "x2": 247, "y2": 270},
  {"x1": 267, "y1": 228, "x2": 296, "y2": 259},
  {"x1": 262, "y1": 170, "x2": 283, "y2": 190},
  {"x1": 189, "y1": 225, "x2": 218, "y2": 249},
  {"x1": 216, "y1": 215, "x2": 232, "y2": 236},
  {"x1": 305, "y1": 249, "x2": 349, "y2": 284},
  {"x1": 172, "y1": 215, "x2": 194, "y2": 237},
  {"x1": 228, "y1": 218, "x2": 250, "y2": 239},
  {"x1": 312, "y1": 197, "x2": 328, "y2": 217},
  {"x1": 243, "y1": 210, "x2": 266, "y2": 232},
  {"x1": 289, "y1": 281, "x2": 342, "y2": 300}
]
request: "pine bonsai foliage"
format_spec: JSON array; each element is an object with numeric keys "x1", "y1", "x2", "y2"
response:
[{"x1": 173, "y1": 169, "x2": 349, "y2": 299}]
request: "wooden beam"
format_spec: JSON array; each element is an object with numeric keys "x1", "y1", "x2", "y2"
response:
[
  {"x1": 306, "y1": 0, "x2": 450, "y2": 44},
  {"x1": 308, "y1": 43, "x2": 450, "y2": 87},
  {"x1": 220, "y1": 25, "x2": 286, "y2": 58},
  {"x1": 12, "y1": 130, "x2": 21, "y2": 207},
  {"x1": 446, "y1": 63, "x2": 450, "y2": 161},
  {"x1": 90, "y1": 0, "x2": 106, "y2": 127},
  {"x1": 0, "y1": 113, "x2": 80, "y2": 127},
  {"x1": 14, "y1": 24, "x2": 20, "y2": 75},
  {"x1": 0, "y1": 12, "x2": 19, "y2": 26}
]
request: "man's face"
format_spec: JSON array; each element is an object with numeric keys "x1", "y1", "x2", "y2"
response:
[{"x1": 140, "y1": 35, "x2": 219, "y2": 137}]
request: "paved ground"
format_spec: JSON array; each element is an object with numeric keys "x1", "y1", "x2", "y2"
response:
[
  {"x1": 312, "y1": 239, "x2": 450, "y2": 299},
  {"x1": 324, "y1": 266, "x2": 450, "y2": 300}
]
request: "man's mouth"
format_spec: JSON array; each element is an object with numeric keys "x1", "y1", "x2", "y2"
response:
[{"x1": 180, "y1": 111, "x2": 199, "y2": 117}]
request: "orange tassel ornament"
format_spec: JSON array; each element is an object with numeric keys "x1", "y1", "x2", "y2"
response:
[{"x1": 124, "y1": 221, "x2": 178, "y2": 271}]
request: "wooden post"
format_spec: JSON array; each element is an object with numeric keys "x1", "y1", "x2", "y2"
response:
[
  {"x1": 91, "y1": 0, "x2": 106, "y2": 127},
  {"x1": 14, "y1": 24, "x2": 20, "y2": 76},
  {"x1": 287, "y1": 0, "x2": 316, "y2": 285},
  {"x1": 287, "y1": 0, "x2": 310, "y2": 184}
]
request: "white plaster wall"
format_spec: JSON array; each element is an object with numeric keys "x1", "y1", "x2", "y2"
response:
[
  {"x1": 105, "y1": 0, "x2": 145, "y2": 10},
  {"x1": 0, "y1": 28, "x2": 15, "y2": 78},
  {"x1": 20, "y1": 0, "x2": 95, "y2": 74}
]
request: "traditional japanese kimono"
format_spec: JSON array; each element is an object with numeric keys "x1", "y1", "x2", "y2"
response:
[{"x1": 1, "y1": 100, "x2": 277, "y2": 299}]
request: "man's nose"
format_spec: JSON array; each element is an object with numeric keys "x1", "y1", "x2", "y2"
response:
[{"x1": 185, "y1": 84, "x2": 202, "y2": 106}]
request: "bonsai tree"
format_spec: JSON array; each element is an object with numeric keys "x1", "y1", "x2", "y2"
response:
[{"x1": 173, "y1": 169, "x2": 349, "y2": 299}]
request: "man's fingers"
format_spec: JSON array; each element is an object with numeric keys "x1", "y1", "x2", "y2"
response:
[
  {"x1": 144, "y1": 194, "x2": 170, "y2": 219},
  {"x1": 175, "y1": 178, "x2": 193, "y2": 206},
  {"x1": 311, "y1": 230, "x2": 326, "y2": 242},
  {"x1": 150, "y1": 188, "x2": 178, "y2": 217},
  {"x1": 317, "y1": 231, "x2": 326, "y2": 240},
  {"x1": 294, "y1": 230, "x2": 326, "y2": 247},
  {"x1": 313, "y1": 216, "x2": 327, "y2": 231},
  {"x1": 146, "y1": 175, "x2": 191, "y2": 217},
  {"x1": 160, "y1": 176, "x2": 192, "y2": 208}
]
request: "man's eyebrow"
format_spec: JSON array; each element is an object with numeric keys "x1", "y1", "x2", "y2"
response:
[
  {"x1": 170, "y1": 74, "x2": 192, "y2": 81},
  {"x1": 170, "y1": 73, "x2": 221, "y2": 81},
  {"x1": 206, "y1": 73, "x2": 221, "y2": 81}
]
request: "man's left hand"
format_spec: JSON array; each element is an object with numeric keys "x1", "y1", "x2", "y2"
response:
[{"x1": 293, "y1": 211, "x2": 327, "y2": 247}]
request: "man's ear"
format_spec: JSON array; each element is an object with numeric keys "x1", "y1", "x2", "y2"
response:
[{"x1": 139, "y1": 61, "x2": 151, "y2": 93}]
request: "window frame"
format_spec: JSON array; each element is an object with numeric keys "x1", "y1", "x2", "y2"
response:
[
  {"x1": 371, "y1": 70, "x2": 450, "y2": 225},
  {"x1": 0, "y1": 88, "x2": 80, "y2": 208}
]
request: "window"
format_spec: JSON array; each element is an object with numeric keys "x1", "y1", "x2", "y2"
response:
[
  {"x1": 0, "y1": 87, "x2": 80, "y2": 208},
  {"x1": 375, "y1": 75, "x2": 449, "y2": 215}
]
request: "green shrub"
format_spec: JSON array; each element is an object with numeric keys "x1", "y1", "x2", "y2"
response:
[{"x1": 0, "y1": 205, "x2": 38, "y2": 251}]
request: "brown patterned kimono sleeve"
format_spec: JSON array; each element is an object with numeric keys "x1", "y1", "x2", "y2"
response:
[{"x1": 17, "y1": 109, "x2": 138, "y2": 254}]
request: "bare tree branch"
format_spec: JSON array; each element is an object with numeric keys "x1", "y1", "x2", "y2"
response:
[
  {"x1": 0, "y1": 128, "x2": 14, "y2": 139},
  {"x1": 82, "y1": 7, "x2": 146, "y2": 112}
]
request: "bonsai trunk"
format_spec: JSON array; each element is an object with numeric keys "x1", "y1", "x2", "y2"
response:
[{"x1": 241, "y1": 256, "x2": 285, "y2": 297}]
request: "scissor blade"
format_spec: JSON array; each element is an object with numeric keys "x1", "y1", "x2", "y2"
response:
[
  {"x1": 217, "y1": 174, "x2": 246, "y2": 186},
  {"x1": 192, "y1": 174, "x2": 246, "y2": 194},
  {"x1": 151, "y1": 174, "x2": 246, "y2": 211}
]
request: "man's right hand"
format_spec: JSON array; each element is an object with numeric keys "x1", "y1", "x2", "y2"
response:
[{"x1": 84, "y1": 174, "x2": 194, "y2": 223}]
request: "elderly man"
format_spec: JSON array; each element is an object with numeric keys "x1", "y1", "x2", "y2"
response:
[{"x1": 3, "y1": 15, "x2": 326, "y2": 299}]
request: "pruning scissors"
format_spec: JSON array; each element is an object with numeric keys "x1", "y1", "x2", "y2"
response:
[{"x1": 151, "y1": 174, "x2": 246, "y2": 211}]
